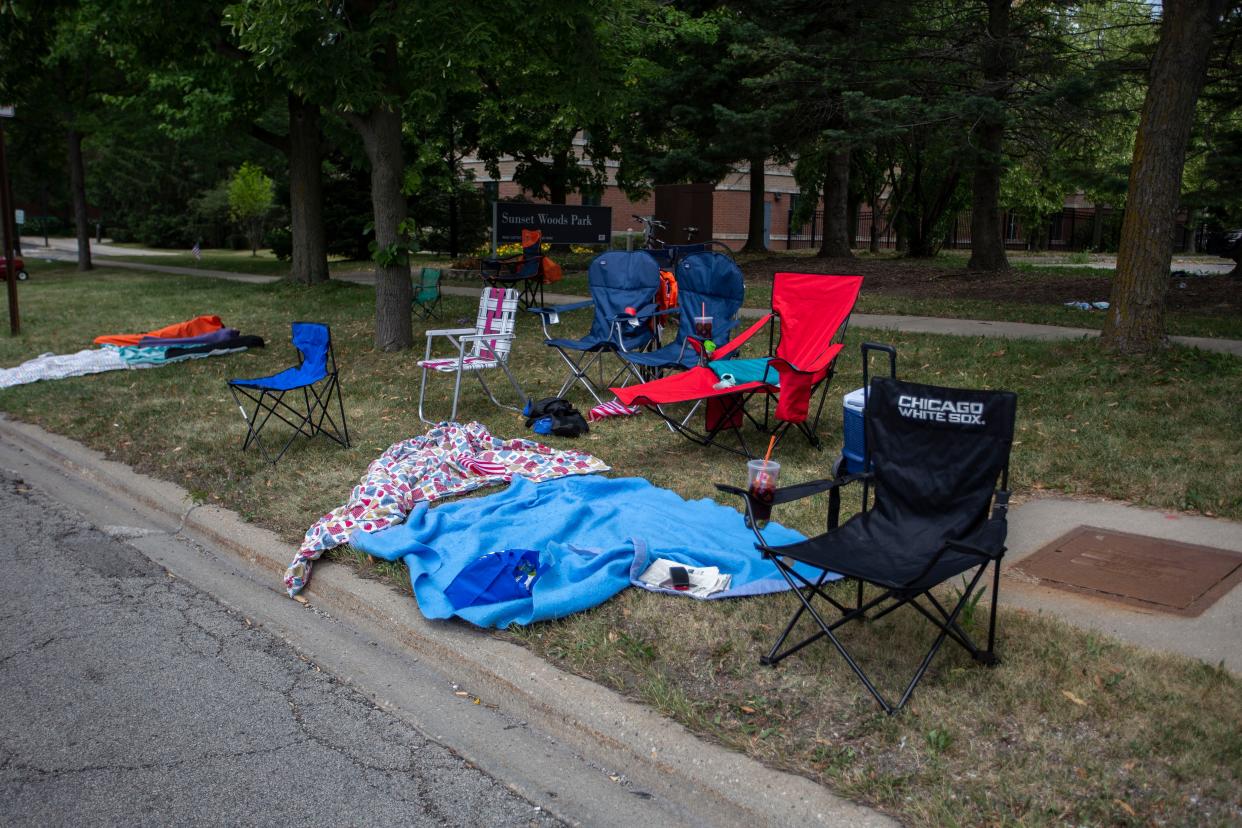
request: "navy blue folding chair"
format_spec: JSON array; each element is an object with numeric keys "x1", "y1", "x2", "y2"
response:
[
  {"x1": 482, "y1": 228, "x2": 545, "y2": 309},
  {"x1": 529, "y1": 251, "x2": 662, "y2": 405},
  {"x1": 227, "y1": 322, "x2": 350, "y2": 464},
  {"x1": 617, "y1": 251, "x2": 745, "y2": 381}
]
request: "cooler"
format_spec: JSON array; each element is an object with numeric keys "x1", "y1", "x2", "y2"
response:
[{"x1": 842, "y1": 387, "x2": 867, "y2": 473}]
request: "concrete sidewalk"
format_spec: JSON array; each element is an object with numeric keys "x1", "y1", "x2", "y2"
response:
[{"x1": 40, "y1": 251, "x2": 1241, "y2": 357}]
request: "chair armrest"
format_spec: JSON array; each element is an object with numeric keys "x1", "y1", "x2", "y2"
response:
[
  {"x1": 632, "y1": 305, "x2": 677, "y2": 322},
  {"x1": 769, "y1": 343, "x2": 845, "y2": 377},
  {"x1": 717, "y1": 474, "x2": 869, "y2": 507},
  {"x1": 608, "y1": 302, "x2": 659, "y2": 324},
  {"x1": 458, "y1": 332, "x2": 515, "y2": 342},
  {"x1": 528, "y1": 299, "x2": 594, "y2": 317},
  {"x1": 425, "y1": 327, "x2": 477, "y2": 338},
  {"x1": 711, "y1": 313, "x2": 773, "y2": 360},
  {"x1": 943, "y1": 538, "x2": 999, "y2": 560}
]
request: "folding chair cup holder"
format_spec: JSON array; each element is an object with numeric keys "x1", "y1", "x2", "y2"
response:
[
  {"x1": 719, "y1": 375, "x2": 1018, "y2": 715},
  {"x1": 613, "y1": 271, "x2": 864, "y2": 458},
  {"x1": 227, "y1": 322, "x2": 351, "y2": 464},
  {"x1": 418, "y1": 287, "x2": 528, "y2": 423}
]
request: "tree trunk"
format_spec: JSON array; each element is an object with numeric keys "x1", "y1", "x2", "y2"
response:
[
  {"x1": 66, "y1": 129, "x2": 92, "y2": 272},
  {"x1": 818, "y1": 150, "x2": 852, "y2": 258},
  {"x1": 548, "y1": 150, "x2": 569, "y2": 205},
  {"x1": 967, "y1": 0, "x2": 1012, "y2": 272},
  {"x1": 354, "y1": 107, "x2": 412, "y2": 352},
  {"x1": 846, "y1": 191, "x2": 861, "y2": 251},
  {"x1": 1102, "y1": 0, "x2": 1223, "y2": 354},
  {"x1": 447, "y1": 127, "x2": 459, "y2": 259},
  {"x1": 967, "y1": 116, "x2": 1009, "y2": 269},
  {"x1": 907, "y1": 166, "x2": 961, "y2": 259},
  {"x1": 288, "y1": 94, "x2": 329, "y2": 284},
  {"x1": 742, "y1": 155, "x2": 767, "y2": 253},
  {"x1": 1091, "y1": 204, "x2": 1105, "y2": 250}
]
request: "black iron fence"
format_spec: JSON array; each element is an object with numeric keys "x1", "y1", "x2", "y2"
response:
[{"x1": 787, "y1": 205, "x2": 1195, "y2": 254}]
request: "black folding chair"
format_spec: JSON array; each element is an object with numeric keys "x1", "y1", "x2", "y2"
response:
[
  {"x1": 227, "y1": 322, "x2": 351, "y2": 464},
  {"x1": 718, "y1": 376, "x2": 1018, "y2": 714}
]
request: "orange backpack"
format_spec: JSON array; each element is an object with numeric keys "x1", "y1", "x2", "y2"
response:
[
  {"x1": 657, "y1": 269, "x2": 679, "y2": 313},
  {"x1": 540, "y1": 256, "x2": 563, "y2": 284}
]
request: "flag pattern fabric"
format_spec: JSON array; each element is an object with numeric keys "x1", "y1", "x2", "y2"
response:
[{"x1": 285, "y1": 421, "x2": 609, "y2": 596}]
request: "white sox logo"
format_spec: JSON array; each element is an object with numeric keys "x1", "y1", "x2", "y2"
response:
[{"x1": 897, "y1": 395, "x2": 986, "y2": 425}]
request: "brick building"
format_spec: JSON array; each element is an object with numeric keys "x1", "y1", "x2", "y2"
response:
[{"x1": 461, "y1": 150, "x2": 808, "y2": 250}]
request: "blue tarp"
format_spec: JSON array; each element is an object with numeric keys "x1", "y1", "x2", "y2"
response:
[{"x1": 351, "y1": 475, "x2": 830, "y2": 628}]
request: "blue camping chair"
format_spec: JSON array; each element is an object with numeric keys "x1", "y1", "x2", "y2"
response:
[
  {"x1": 617, "y1": 251, "x2": 745, "y2": 382},
  {"x1": 227, "y1": 322, "x2": 350, "y2": 464},
  {"x1": 529, "y1": 251, "x2": 662, "y2": 405}
]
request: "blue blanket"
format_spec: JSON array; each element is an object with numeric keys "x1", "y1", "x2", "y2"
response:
[{"x1": 351, "y1": 475, "x2": 829, "y2": 628}]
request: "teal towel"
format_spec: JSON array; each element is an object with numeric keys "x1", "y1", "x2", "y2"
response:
[{"x1": 708, "y1": 357, "x2": 779, "y2": 386}]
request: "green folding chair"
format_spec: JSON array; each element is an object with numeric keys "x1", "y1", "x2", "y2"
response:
[{"x1": 412, "y1": 267, "x2": 443, "y2": 320}]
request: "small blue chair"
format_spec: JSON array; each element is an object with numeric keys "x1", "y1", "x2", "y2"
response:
[{"x1": 227, "y1": 322, "x2": 350, "y2": 463}]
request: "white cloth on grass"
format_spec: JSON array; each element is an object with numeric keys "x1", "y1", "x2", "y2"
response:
[{"x1": 0, "y1": 348, "x2": 131, "y2": 389}]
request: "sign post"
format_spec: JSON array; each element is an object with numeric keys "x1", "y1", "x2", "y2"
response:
[{"x1": 0, "y1": 104, "x2": 19, "y2": 335}]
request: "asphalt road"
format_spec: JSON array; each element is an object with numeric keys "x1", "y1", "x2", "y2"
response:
[{"x1": 0, "y1": 470, "x2": 558, "y2": 827}]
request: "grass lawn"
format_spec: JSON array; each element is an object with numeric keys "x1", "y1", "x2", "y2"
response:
[
  {"x1": 1, "y1": 264, "x2": 1239, "y2": 826},
  {"x1": 544, "y1": 251, "x2": 1242, "y2": 340}
]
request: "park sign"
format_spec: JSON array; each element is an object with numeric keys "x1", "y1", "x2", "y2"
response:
[{"x1": 492, "y1": 202, "x2": 612, "y2": 245}]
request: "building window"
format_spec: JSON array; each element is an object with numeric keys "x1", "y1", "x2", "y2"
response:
[
  {"x1": 483, "y1": 181, "x2": 499, "y2": 203},
  {"x1": 581, "y1": 186, "x2": 602, "y2": 207}
]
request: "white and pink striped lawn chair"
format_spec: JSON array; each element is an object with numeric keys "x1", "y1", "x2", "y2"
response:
[{"x1": 417, "y1": 287, "x2": 528, "y2": 423}]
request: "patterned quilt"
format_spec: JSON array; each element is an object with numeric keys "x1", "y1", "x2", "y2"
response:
[{"x1": 285, "y1": 421, "x2": 609, "y2": 596}]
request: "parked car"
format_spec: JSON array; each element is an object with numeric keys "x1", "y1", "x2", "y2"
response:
[
  {"x1": 0, "y1": 256, "x2": 28, "y2": 281},
  {"x1": 1204, "y1": 229, "x2": 1241, "y2": 276}
]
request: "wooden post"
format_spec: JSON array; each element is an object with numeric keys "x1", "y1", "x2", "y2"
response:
[{"x1": 0, "y1": 118, "x2": 20, "y2": 335}]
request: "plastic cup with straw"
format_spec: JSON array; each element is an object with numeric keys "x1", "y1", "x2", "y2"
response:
[
  {"x1": 747, "y1": 435, "x2": 780, "y2": 527},
  {"x1": 694, "y1": 300, "x2": 712, "y2": 339}
]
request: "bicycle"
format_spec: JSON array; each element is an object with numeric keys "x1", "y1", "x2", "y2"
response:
[
  {"x1": 632, "y1": 214, "x2": 669, "y2": 251},
  {"x1": 681, "y1": 223, "x2": 736, "y2": 257},
  {"x1": 632, "y1": 215, "x2": 735, "y2": 262}
]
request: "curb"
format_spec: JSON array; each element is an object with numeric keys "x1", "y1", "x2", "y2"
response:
[{"x1": 0, "y1": 414, "x2": 892, "y2": 828}]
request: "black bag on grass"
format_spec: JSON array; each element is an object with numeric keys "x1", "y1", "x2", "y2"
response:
[{"x1": 523, "y1": 397, "x2": 589, "y2": 438}]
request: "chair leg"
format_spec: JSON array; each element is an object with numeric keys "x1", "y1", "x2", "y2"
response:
[
  {"x1": 893, "y1": 565, "x2": 991, "y2": 711},
  {"x1": 760, "y1": 559, "x2": 998, "y2": 715},
  {"x1": 552, "y1": 348, "x2": 610, "y2": 406},
  {"x1": 449, "y1": 364, "x2": 464, "y2": 421},
  {"x1": 984, "y1": 559, "x2": 1002, "y2": 665},
  {"x1": 475, "y1": 361, "x2": 528, "y2": 412}
]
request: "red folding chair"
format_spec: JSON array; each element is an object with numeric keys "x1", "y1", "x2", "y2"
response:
[{"x1": 612, "y1": 272, "x2": 862, "y2": 456}]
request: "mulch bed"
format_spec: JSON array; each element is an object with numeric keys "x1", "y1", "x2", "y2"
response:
[{"x1": 737, "y1": 255, "x2": 1241, "y2": 317}]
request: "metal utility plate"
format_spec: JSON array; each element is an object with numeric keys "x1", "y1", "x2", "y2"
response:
[{"x1": 1016, "y1": 525, "x2": 1242, "y2": 617}]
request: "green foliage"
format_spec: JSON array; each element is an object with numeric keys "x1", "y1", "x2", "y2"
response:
[
  {"x1": 228, "y1": 162, "x2": 275, "y2": 255},
  {"x1": 367, "y1": 218, "x2": 419, "y2": 268}
]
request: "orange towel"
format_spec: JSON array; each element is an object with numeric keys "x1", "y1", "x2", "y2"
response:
[{"x1": 94, "y1": 315, "x2": 225, "y2": 347}]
